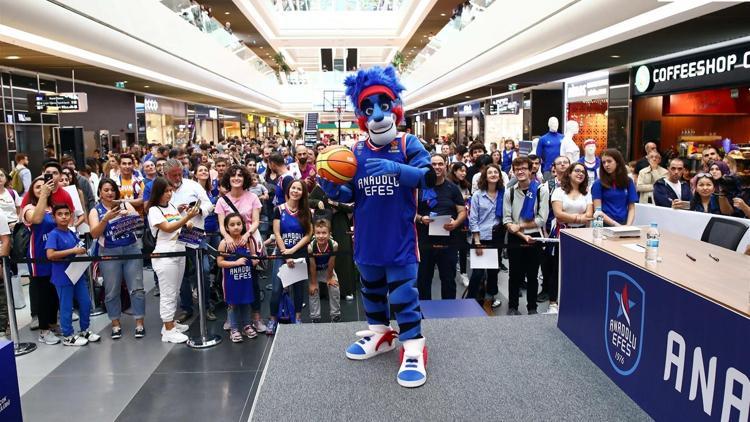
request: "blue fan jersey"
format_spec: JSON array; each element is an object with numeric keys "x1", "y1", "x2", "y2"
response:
[{"x1": 349, "y1": 133, "x2": 431, "y2": 266}]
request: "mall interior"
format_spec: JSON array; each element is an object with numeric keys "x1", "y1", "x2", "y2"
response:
[{"x1": 1, "y1": 1, "x2": 749, "y2": 421}]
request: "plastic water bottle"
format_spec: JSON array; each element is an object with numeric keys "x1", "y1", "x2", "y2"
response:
[
  {"x1": 592, "y1": 207, "x2": 604, "y2": 241},
  {"x1": 645, "y1": 223, "x2": 660, "y2": 264}
]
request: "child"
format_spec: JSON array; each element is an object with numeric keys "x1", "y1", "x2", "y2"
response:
[
  {"x1": 307, "y1": 219, "x2": 341, "y2": 323},
  {"x1": 45, "y1": 204, "x2": 101, "y2": 346},
  {"x1": 217, "y1": 213, "x2": 258, "y2": 342}
]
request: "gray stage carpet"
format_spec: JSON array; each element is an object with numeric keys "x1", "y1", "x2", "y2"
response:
[{"x1": 250, "y1": 316, "x2": 651, "y2": 421}]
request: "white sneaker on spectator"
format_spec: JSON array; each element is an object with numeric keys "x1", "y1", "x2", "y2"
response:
[
  {"x1": 79, "y1": 330, "x2": 101, "y2": 343},
  {"x1": 162, "y1": 323, "x2": 189, "y2": 335},
  {"x1": 252, "y1": 319, "x2": 267, "y2": 333},
  {"x1": 161, "y1": 328, "x2": 188, "y2": 344},
  {"x1": 62, "y1": 334, "x2": 88, "y2": 346},
  {"x1": 545, "y1": 304, "x2": 559, "y2": 314},
  {"x1": 38, "y1": 331, "x2": 60, "y2": 345},
  {"x1": 223, "y1": 320, "x2": 231, "y2": 331},
  {"x1": 491, "y1": 299, "x2": 502, "y2": 308},
  {"x1": 459, "y1": 274, "x2": 469, "y2": 287},
  {"x1": 345, "y1": 294, "x2": 354, "y2": 301},
  {"x1": 72, "y1": 312, "x2": 79, "y2": 322}
]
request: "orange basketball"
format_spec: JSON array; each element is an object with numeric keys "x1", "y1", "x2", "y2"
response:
[{"x1": 316, "y1": 145, "x2": 357, "y2": 184}]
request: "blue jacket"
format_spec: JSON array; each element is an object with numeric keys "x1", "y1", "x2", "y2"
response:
[{"x1": 653, "y1": 179, "x2": 692, "y2": 207}]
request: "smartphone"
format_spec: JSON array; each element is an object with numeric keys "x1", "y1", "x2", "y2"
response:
[
  {"x1": 119, "y1": 201, "x2": 127, "y2": 211},
  {"x1": 44, "y1": 173, "x2": 53, "y2": 183}
]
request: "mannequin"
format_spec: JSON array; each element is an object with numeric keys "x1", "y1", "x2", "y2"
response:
[
  {"x1": 578, "y1": 139, "x2": 600, "y2": 188},
  {"x1": 535, "y1": 117, "x2": 563, "y2": 176},
  {"x1": 560, "y1": 120, "x2": 581, "y2": 163}
]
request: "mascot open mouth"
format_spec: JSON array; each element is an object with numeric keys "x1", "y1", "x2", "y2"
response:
[{"x1": 370, "y1": 123, "x2": 394, "y2": 135}]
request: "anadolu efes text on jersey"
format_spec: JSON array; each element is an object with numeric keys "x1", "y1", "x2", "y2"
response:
[{"x1": 351, "y1": 134, "x2": 431, "y2": 267}]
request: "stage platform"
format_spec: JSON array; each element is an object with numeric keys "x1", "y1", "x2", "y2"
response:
[{"x1": 249, "y1": 316, "x2": 651, "y2": 421}]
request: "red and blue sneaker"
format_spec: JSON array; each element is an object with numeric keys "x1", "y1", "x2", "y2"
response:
[
  {"x1": 397, "y1": 337, "x2": 427, "y2": 388},
  {"x1": 345, "y1": 325, "x2": 398, "y2": 360}
]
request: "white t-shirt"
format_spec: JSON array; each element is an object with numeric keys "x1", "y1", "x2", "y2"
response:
[
  {"x1": 665, "y1": 179, "x2": 683, "y2": 200},
  {"x1": 148, "y1": 203, "x2": 185, "y2": 252},
  {"x1": 551, "y1": 188, "x2": 592, "y2": 228},
  {"x1": 0, "y1": 189, "x2": 21, "y2": 225}
]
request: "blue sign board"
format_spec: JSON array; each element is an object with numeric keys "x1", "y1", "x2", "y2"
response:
[
  {"x1": 558, "y1": 233, "x2": 749, "y2": 421},
  {"x1": 0, "y1": 341, "x2": 22, "y2": 421}
]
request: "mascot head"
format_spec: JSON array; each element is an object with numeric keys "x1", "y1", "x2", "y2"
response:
[{"x1": 344, "y1": 66, "x2": 405, "y2": 146}]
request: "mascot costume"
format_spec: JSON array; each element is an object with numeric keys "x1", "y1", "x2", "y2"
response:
[{"x1": 318, "y1": 66, "x2": 434, "y2": 388}]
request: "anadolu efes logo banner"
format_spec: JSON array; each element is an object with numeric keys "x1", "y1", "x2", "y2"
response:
[{"x1": 605, "y1": 271, "x2": 645, "y2": 376}]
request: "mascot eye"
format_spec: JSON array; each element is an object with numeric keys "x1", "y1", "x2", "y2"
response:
[
  {"x1": 365, "y1": 107, "x2": 374, "y2": 116},
  {"x1": 380, "y1": 103, "x2": 391, "y2": 112}
]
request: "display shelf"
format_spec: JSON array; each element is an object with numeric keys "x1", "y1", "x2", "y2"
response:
[{"x1": 677, "y1": 135, "x2": 722, "y2": 142}]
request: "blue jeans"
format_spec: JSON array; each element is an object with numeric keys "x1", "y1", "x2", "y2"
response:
[
  {"x1": 99, "y1": 243, "x2": 145, "y2": 321},
  {"x1": 269, "y1": 255, "x2": 305, "y2": 318},
  {"x1": 56, "y1": 281, "x2": 91, "y2": 337},
  {"x1": 228, "y1": 304, "x2": 252, "y2": 330}
]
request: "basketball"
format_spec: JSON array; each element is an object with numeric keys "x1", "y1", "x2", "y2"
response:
[{"x1": 316, "y1": 145, "x2": 357, "y2": 184}]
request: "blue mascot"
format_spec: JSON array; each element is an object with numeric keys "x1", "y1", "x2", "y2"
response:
[{"x1": 318, "y1": 66, "x2": 434, "y2": 388}]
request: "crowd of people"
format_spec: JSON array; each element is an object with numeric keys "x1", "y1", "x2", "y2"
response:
[{"x1": 0, "y1": 132, "x2": 747, "y2": 346}]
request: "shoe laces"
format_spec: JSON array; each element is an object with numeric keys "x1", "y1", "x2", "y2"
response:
[{"x1": 404, "y1": 358, "x2": 419, "y2": 369}]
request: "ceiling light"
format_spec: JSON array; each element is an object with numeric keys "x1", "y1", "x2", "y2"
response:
[
  {"x1": 465, "y1": 95, "x2": 471, "y2": 98},
  {"x1": 260, "y1": 46, "x2": 264, "y2": 49},
  {"x1": 439, "y1": 103, "x2": 444, "y2": 105},
  {"x1": 144, "y1": 85, "x2": 150, "y2": 88},
  {"x1": 610, "y1": 55, "x2": 620, "y2": 58},
  {"x1": 4, "y1": 55, "x2": 20, "y2": 60},
  {"x1": 224, "y1": 11, "x2": 230, "y2": 15},
  {"x1": 440, "y1": 13, "x2": 446, "y2": 16}
]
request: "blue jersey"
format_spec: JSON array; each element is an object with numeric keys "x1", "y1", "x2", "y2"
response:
[
  {"x1": 28, "y1": 211, "x2": 56, "y2": 277},
  {"x1": 222, "y1": 245, "x2": 255, "y2": 305},
  {"x1": 349, "y1": 133, "x2": 431, "y2": 266},
  {"x1": 204, "y1": 186, "x2": 219, "y2": 233},
  {"x1": 535, "y1": 132, "x2": 563, "y2": 172},
  {"x1": 274, "y1": 205, "x2": 306, "y2": 249},
  {"x1": 45, "y1": 227, "x2": 81, "y2": 287},
  {"x1": 95, "y1": 203, "x2": 137, "y2": 249}
]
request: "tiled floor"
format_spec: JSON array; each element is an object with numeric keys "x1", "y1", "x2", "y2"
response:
[{"x1": 11, "y1": 256, "x2": 544, "y2": 421}]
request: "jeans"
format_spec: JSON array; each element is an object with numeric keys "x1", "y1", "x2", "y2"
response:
[
  {"x1": 100, "y1": 243, "x2": 145, "y2": 321},
  {"x1": 417, "y1": 245, "x2": 458, "y2": 300},
  {"x1": 309, "y1": 271, "x2": 340, "y2": 319},
  {"x1": 56, "y1": 281, "x2": 91, "y2": 337},
  {"x1": 269, "y1": 256, "x2": 305, "y2": 318},
  {"x1": 228, "y1": 304, "x2": 252, "y2": 330},
  {"x1": 154, "y1": 256, "x2": 186, "y2": 322},
  {"x1": 507, "y1": 233, "x2": 542, "y2": 311}
]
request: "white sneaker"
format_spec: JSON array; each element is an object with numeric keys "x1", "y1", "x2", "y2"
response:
[
  {"x1": 397, "y1": 337, "x2": 427, "y2": 388},
  {"x1": 459, "y1": 274, "x2": 469, "y2": 287},
  {"x1": 491, "y1": 299, "x2": 502, "y2": 308},
  {"x1": 162, "y1": 323, "x2": 189, "y2": 335},
  {"x1": 345, "y1": 294, "x2": 354, "y2": 301},
  {"x1": 252, "y1": 319, "x2": 267, "y2": 333},
  {"x1": 38, "y1": 331, "x2": 61, "y2": 345},
  {"x1": 161, "y1": 327, "x2": 188, "y2": 344},
  {"x1": 62, "y1": 334, "x2": 88, "y2": 347},
  {"x1": 72, "y1": 312, "x2": 79, "y2": 322},
  {"x1": 79, "y1": 330, "x2": 101, "y2": 343},
  {"x1": 545, "y1": 303, "x2": 559, "y2": 314},
  {"x1": 345, "y1": 325, "x2": 398, "y2": 360}
]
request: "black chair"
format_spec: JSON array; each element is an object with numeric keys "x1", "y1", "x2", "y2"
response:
[{"x1": 700, "y1": 217, "x2": 749, "y2": 251}]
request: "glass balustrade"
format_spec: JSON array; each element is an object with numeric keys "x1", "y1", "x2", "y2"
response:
[
  {"x1": 267, "y1": 0, "x2": 403, "y2": 12},
  {"x1": 402, "y1": 0, "x2": 496, "y2": 77}
]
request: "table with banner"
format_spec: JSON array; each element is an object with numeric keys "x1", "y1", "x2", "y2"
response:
[{"x1": 558, "y1": 227, "x2": 750, "y2": 421}]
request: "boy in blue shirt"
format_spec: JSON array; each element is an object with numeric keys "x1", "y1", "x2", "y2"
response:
[{"x1": 45, "y1": 204, "x2": 101, "y2": 346}]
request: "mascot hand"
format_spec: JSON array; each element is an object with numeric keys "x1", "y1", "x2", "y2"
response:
[
  {"x1": 422, "y1": 188, "x2": 437, "y2": 208},
  {"x1": 317, "y1": 176, "x2": 353, "y2": 202},
  {"x1": 365, "y1": 158, "x2": 401, "y2": 178}
]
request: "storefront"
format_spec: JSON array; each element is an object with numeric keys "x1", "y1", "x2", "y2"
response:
[
  {"x1": 456, "y1": 102, "x2": 482, "y2": 143},
  {"x1": 191, "y1": 105, "x2": 219, "y2": 143},
  {"x1": 317, "y1": 121, "x2": 359, "y2": 141},
  {"x1": 485, "y1": 93, "x2": 524, "y2": 144},
  {"x1": 138, "y1": 96, "x2": 187, "y2": 145},
  {"x1": 564, "y1": 76, "x2": 609, "y2": 154},
  {"x1": 220, "y1": 111, "x2": 242, "y2": 139},
  {"x1": 630, "y1": 42, "x2": 750, "y2": 179},
  {"x1": 437, "y1": 107, "x2": 455, "y2": 140}
]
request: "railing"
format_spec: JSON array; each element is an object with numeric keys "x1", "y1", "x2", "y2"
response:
[
  {"x1": 160, "y1": 0, "x2": 277, "y2": 81},
  {"x1": 402, "y1": 0, "x2": 497, "y2": 77},
  {"x1": 267, "y1": 0, "x2": 403, "y2": 12}
]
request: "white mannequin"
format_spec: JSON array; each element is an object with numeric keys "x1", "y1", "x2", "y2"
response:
[
  {"x1": 560, "y1": 120, "x2": 580, "y2": 162},
  {"x1": 548, "y1": 117, "x2": 559, "y2": 132},
  {"x1": 581, "y1": 139, "x2": 600, "y2": 187},
  {"x1": 583, "y1": 142, "x2": 597, "y2": 163}
]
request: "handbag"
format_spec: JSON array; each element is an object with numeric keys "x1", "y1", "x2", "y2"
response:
[
  {"x1": 222, "y1": 194, "x2": 266, "y2": 257},
  {"x1": 277, "y1": 290, "x2": 296, "y2": 324}
]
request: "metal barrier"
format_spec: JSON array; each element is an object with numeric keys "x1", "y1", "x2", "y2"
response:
[
  {"x1": 187, "y1": 247, "x2": 221, "y2": 349},
  {"x1": 2, "y1": 256, "x2": 36, "y2": 356}
]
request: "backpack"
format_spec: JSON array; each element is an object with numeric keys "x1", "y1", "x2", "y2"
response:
[
  {"x1": 11, "y1": 223, "x2": 30, "y2": 262},
  {"x1": 277, "y1": 290, "x2": 296, "y2": 324},
  {"x1": 142, "y1": 207, "x2": 164, "y2": 255},
  {"x1": 9, "y1": 169, "x2": 23, "y2": 194}
]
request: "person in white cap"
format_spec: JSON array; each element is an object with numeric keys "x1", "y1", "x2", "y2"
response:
[{"x1": 578, "y1": 139, "x2": 600, "y2": 189}]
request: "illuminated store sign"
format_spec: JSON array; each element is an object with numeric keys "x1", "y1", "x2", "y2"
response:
[
  {"x1": 632, "y1": 42, "x2": 750, "y2": 96},
  {"x1": 567, "y1": 79, "x2": 608, "y2": 101}
]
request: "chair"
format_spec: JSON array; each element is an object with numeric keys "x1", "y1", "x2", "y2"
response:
[{"x1": 700, "y1": 217, "x2": 749, "y2": 251}]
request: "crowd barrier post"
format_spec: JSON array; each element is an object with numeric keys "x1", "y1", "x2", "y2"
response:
[
  {"x1": 84, "y1": 235, "x2": 104, "y2": 316},
  {"x1": 2, "y1": 256, "x2": 36, "y2": 356},
  {"x1": 187, "y1": 247, "x2": 221, "y2": 349}
]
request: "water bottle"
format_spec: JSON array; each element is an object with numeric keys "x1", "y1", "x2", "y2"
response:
[
  {"x1": 592, "y1": 207, "x2": 604, "y2": 241},
  {"x1": 645, "y1": 223, "x2": 660, "y2": 264}
]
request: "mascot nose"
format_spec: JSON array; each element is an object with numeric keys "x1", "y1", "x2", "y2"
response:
[{"x1": 372, "y1": 106, "x2": 385, "y2": 123}]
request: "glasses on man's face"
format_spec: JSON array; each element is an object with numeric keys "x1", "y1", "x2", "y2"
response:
[{"x1": 515, "y1": 167, "x2": 529, "y2": 172}]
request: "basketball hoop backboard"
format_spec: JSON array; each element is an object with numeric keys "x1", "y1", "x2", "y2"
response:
[{"x1": 323, "y1": 90, "x2": 351, "y2": 113}]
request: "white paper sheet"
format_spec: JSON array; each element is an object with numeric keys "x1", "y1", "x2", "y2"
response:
[
  {"x1": 622, "y1": 243, "x2": 645, "y2": 253},
  {"x1": 278, "y1": 258, "x2": 308, "y2": 287},
  {"x1": 64, "y1": 255, "x2": 89, "y2": 285},
  {"x1": 469, "y1": 248, "x2": 499, "y2": 269},
  {"x1": 428, "y1": 215, "x2": 452, "y2": 236},
  {"x1": 530, "y1": 237, "x2": 559, "y2": 243},
  {"x1": 63, "y1": 185, "x2": 83, "y2": 216}
]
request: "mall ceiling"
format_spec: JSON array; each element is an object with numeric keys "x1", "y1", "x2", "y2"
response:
[
  {"x1": 410, "y1": 2, "x2": 750, "y2": 114},
  {"x1": 401, "y1": 0, "x2": 464, "y2": 67}
]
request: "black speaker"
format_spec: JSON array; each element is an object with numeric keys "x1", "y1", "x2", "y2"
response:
[
  {"x1": 346, "y1": 48, "x2": 358, "y2": 71},
  {"x1": 641, "y1": 120, "x2": 661, "y2": 147},
  {"x1": 320, "y1": 48, "x2": 333, "y2": 71},
  {"x1": 59, "y1": 127, "x2": 85, "y2": 169}
]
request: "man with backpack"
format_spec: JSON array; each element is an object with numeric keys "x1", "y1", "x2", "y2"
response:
[{"x1": 10, "y1": 153, "x2": 31, "y2": 196}]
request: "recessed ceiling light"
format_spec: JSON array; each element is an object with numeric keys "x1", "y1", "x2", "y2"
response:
[
  {"x1": 440, "y1": 13, "x2": 446, "y2": 16},
  {"x1": 260, "y1": 46, "x2": 264, "y2": 49},
  {"x1": 144, "y1": 85, "x2": 150, "y2": 88},
  {"x1": 610, "y1": 55, "x2": 620, "y2": 58},
  {"x1": 439, "y1": 103, "x2": 444, "y2": 105},
  {"x1": 224, "y1": 11, "x2": 230, "y2": 15},
  {"x1": 465, "y1": 95, "x2": 471, "y2": 98},
  {"x1": 5, "y1": 56, "x2": 20, "y2": 60}
]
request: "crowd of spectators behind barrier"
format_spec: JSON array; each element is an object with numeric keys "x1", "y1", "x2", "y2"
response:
[{"x1": 0, "y1": 131, "x2": 748, "y2": 344}]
